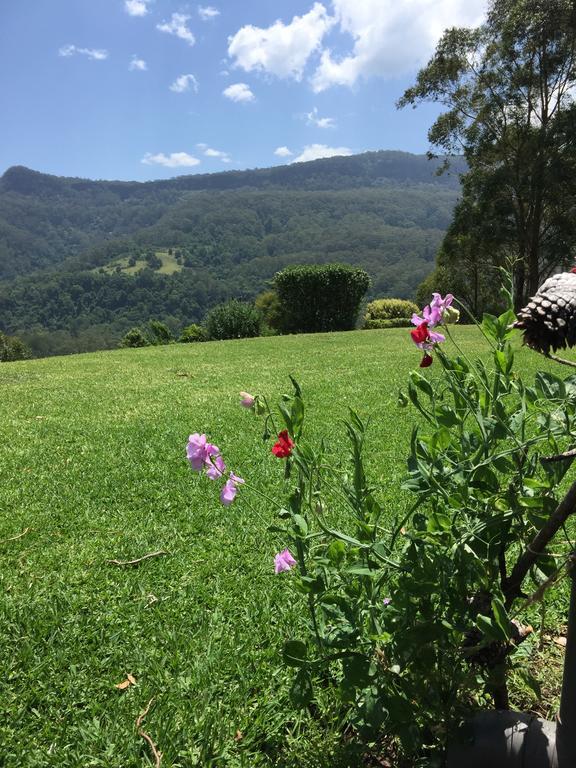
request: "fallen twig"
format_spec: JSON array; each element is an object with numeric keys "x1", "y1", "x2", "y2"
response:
[
  {"x1": 547, "y1": 352, "x2": 576, "y2": 369},
  {"x1": 106, "y1": 550, "x2": 168, "y2": 567},
  {"x1": 136, "y1": 698, "x2": 162, "y2": 768},
  {"x1": 0, "y1": 527, "x2": 30, "y2": 545}
]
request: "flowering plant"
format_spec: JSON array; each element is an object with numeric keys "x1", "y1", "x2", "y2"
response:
[{"x1": 186, "y1": 291, "x2": 576, "y2": 763}]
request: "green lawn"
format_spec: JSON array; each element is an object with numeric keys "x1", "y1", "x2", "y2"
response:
[{"x1": 0, "y1": 328, "x2": 571, "y2": 767}]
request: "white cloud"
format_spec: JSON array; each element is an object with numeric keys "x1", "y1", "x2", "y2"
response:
[
  {"x1": 227, "y1": 2, "x2": 334, "y2": 80},
  {"x1": 157, "y1": 13, "x2": 195, "y2": 46},
  {"x1": 200, "y1": 146, "x2": 231, "y2": 163},
  {"x1": 125, "y1": 0, "x2": 150, "y2": 17},
  {"x1": 292, "y1": 143, "x2": 352, "y2": 162},
  {"x1": 311, "y1": 0, "x2": 487, "y2": 91},
  {"x1": 227, "y1": 0, "x2": 486, "y2": 90},
  {"x1": 142, "y1": 152, "x2": 200, "y2": 168},
  {"x1": 198, "y1": 6, "x2": 220, "y2": 21},
  {"x1": 305, "y1": 106, "x2": 336, "y2": 128},
  {"x1": 274, "y1": 146, "x2": 293, "y2": 157},
  {"x1": 129, "y1": 56, "x2": 147, "y2": 71},
  {"x1": 170, "y1": 74, "x2": 199, "y2": 93},
  {"x1": 58, "y1": 45, "x2": 109, "y2": 60},
  {"x1": 223, "y1": 82, "x2": 255, "y2": 103}
]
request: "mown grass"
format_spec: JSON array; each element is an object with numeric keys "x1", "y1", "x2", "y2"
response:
[{"x1": 0, "y1": 327, "x2": 572, "y2": 767}]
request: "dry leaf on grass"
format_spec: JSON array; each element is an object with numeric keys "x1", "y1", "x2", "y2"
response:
[
  {"x1": 553, "y1": 636, "x2": 567, "y2": 648},
  {"x1": 115, "y1": 674, "x2": 137, "y2": 689}
]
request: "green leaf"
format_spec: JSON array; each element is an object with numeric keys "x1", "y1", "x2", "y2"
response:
[
  {"x1": 291, "y1": 514, "x2": 308, "y2": 537},
  {"x1": 289, "y1": 375, "x2": 302, "y2": 399},
  {"x1": 435, "y1": 404, "x2": 461, "y2": 427},
  {"x1": 491, "y1": 598, "x2": 512, "y2": 641},
  {"x1": 291, "y1": 396, "x2": 305, "y2": 434},
  {"x1": 516, "y1": 669, "x2": 542, "y2": 701},
  {"x1": 283, "y1": 640, "x2": 308, "y2": 668},
  {"x1": 278, "y1": 401, "x2": 293, "y2": 433},
  {"x1": 290, "y1": 669, "x2": 313, "y2": 708},
  {"x1": 327, "y1": 540, "x2": 346, "y2": 565},
  {"x1": 476, "y1": 614, "x2": 506, "y2": 643}
]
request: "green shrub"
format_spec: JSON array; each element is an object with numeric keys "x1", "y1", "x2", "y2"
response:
[
  {"x1": 204, "y1": 300, "x2": 262, "y2": 341},
  {"x1": 364, "y1": 317, "x2": 413, "y2": 329},
  {"x1": 148, "y1": 319, "x2": 173, "y2": 345},
  {"x1": 0, "y1": 331, "x2": 31, "y2": 361},
  {"x1": 364, "y1": 298, "x2": 419, "y2": 324},
  {"x1": 274, "y1": 263, "x2": 370, "y2": 333},
  {"x1": 121, "y1": 327, "x2": 149, "y2": 348},
  {"x1": 179, "y1": 323, "x2": 208, "y2": 343},
  {"x1": 254, "y1": 290, "x2": 283, "y2": 332}
]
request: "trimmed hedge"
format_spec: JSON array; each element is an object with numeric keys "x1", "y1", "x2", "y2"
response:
[
  {"x1": 274, "y1": 263, "x2": 370, "y2": 334},
  {"x1": 364, "y1": 298, "x2": 419, "y2": 323},
  {"x1": 364, "y1": 317, "x2": 414, "y2": 330}
]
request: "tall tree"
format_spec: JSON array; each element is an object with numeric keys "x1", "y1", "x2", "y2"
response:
[{"x1": 399, "y1": 0, "x2": 576, "y2": 310}]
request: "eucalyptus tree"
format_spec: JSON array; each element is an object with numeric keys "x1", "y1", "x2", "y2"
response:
[{"x1": 400, "y1": 0, "x2": 576, "y2": 309}]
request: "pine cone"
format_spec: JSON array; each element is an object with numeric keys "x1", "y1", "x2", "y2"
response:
[{"x1": 514, "y1": 272, "x2": 576, "y2": 353}]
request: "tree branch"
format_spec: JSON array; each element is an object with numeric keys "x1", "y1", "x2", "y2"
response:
[{"x1": 504, "y1": 479, "x2": 576, "y2": 607}]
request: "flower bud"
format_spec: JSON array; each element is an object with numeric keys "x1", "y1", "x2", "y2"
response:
[
  {"x1": 443, "y1": 306, "x2": 460, "y2": 325},
  {"x1": 239, "y1": 391, "x2": 255, "y2": 408}
]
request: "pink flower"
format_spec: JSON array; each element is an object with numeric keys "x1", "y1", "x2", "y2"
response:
[
  {"x1": 205, "y1": 454, "x2": 226, "y2": 480},
  {"x1": 430, "y1": 292, "x2": 454, "y2": 316},
  {"x1": 411, "y1": 293, "x2": 454, "y2": 330},
  {"x1": 239, "y1": 391, "x2": 255, "y2": 408},
  {"x1": 220, "y1": 472, "x2": 244, "y2": 506},
  {"x1": 274, "y1": 548, "x2": 297, "y2": 574},
  {"x1": 187, "y1": 433, "x2": 220, "y2": 472}
]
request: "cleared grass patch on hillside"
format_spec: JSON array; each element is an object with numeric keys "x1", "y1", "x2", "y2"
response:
[
  {"x1": 0, "y1": 328, "x2": 571, "y2": 766},
  {"x1": 97, "y1": 250, "x2": 183, "y2": 277}
]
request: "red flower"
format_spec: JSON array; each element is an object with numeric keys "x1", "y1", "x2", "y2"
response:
[
  {"x1": 272, "y1": 430, "x2": 294, "y2": 458},
  {"x1": 410, "y1": 321, "x2": 429, "y2": 345},
  {"x1": 420, "y1": 353, "x2": 433, "y2": 368}
]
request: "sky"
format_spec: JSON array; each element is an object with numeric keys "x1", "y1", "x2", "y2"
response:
[{"x1": 0, "y1": 0, "x2": 487, "y2": 182}]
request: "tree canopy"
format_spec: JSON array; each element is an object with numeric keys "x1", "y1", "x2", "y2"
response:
[{"x1": 400, "y1": 0, "x2": 576, "y2": 311}]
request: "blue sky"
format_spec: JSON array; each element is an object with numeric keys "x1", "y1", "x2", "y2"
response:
[{"x1": 0, "y1": 0, "x2": 486, "y2": 181}]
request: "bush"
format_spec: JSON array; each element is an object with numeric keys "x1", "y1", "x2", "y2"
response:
[
  {"x1": 254, "y1": 290, "x2": 283, "y2": 332},
  {"x1": 204, "y1": 300, "x2": 262, "y2": 340},
  {"x1": 148, "y1": 319, "x2": 173, "y2": 345},
  {"x1": 364, "y1": 298, "x2": 419, "y2": 324},
  {"x1": 121, "y1": 327, "x2": 149, "y2": 348},
  {"x1": 274, "y1": 263, "x2": 370, "y2": 333},
  {"x1": 364, "y1": 317, "x2": 414, "y2": 329},
  {"x1": 179, "y1": 323, "x2": 208, "y2": 343},
  {"x1": 0, "y1": 331, "x2": 30, "y2": 361}
]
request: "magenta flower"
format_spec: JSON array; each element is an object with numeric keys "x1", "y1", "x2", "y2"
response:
[
  {"x1": 239, "y1": 391, "x2": 255, "y2": 408},
  {"x1": 187, "y1": 433, "x2": 211, "y2": 471},
  {"x1": 430, "y1": 292, "x2": 454, "y2": 316},
  {"x1": 411, "y1": 304, "x2": 442, "y2": 328},
  {"x1": 411, "y1": 293, "x2": 454, "y2": 330},
  {"x1": 220, "y1": 472, "x2": 244, "y2": 506},
  {"x1": 383, "y1": 597, "x2": 392, "y2": 606},
  {"x1": 205, "y1": 454, "x2": 226, "y2": 480},
  {"x1": 274, "y1": 548, "x2": 297, "y2": 574}
]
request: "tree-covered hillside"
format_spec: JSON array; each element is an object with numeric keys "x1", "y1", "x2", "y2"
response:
[{"x1": 0, "y1": 151, "x2": 463, "y2": 355}]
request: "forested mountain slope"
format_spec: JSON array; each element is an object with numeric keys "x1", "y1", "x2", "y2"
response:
[{"x1": 0, "y1": 151, "x2": 463, "y2": 356}]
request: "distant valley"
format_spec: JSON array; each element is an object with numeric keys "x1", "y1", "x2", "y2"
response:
[{"x1": 0, "y1": 151, "x2": 463, "y2": 356}]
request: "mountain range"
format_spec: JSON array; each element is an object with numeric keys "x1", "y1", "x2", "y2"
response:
[{"x1": 0, "y1": 151, "x2": 463, "y2": 356}]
